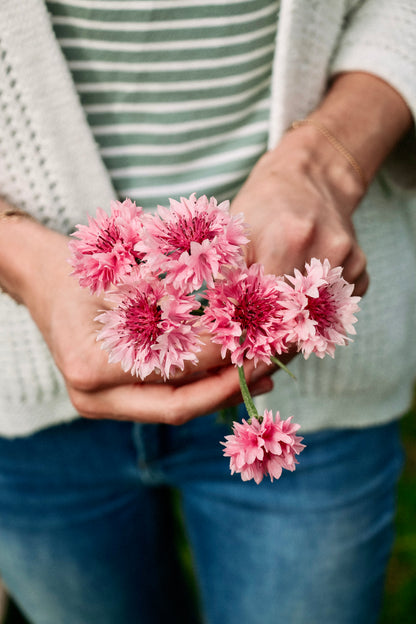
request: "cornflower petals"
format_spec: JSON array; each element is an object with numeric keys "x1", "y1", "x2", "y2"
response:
[
  {"x1": 222, "y1": 410, "x2": 305, "y2": 484},
  {"x1": 96, "y1": 277, "x2": 202, "y2": 380},
  {"x1": 202, "y1": 264, "x2": 289, "y2": 366},
  {"x1": 69, "y1": 198, "x2": 145, "y2": 293},
  {"x1": 135, "y1": 193, "x2": 248, "y2": 292},
  {"x1": 280, "y1": 258, "x2": 360, "y2": 358},
  {"x1": 69, "y1": 193, "x2": 362, "y2": 487}
]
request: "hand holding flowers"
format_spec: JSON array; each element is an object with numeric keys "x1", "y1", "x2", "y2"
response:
[{"x1": 69, "y1": 193, "x2": 360, "y2": 483}]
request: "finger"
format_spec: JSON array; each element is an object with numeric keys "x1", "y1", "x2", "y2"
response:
[
  {"x1": 167, "y1": 337, "x2": 231, "y2": 382},
  {"x1": 352, "y1": 269, "x2": 369, "y2": 297},
  {"x1": 220, "y1": 375, "x2": 275, "y2": 410},
  {"x1": 251, "y1": 376, "x2": 274, "y2": 396},
  {"x1": 80, "y1": 330, "x2": 231, "y2": 391},
  {"x1": 60, "y1": 340, "x2": 140, "y2": 392},
  {"x1": 68, "y1": 362, "x2": 241, "y2": 424},
  {"x1": 340, "y1": 245, "x2": 369, "y2": 297},
  {"x1": 69, "y1": 359, "x2": 272, "y2": 425}
]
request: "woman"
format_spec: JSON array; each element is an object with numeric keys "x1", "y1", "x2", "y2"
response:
[{"x1": 0, "y1": 1, "x2": 415, "y2": 622}]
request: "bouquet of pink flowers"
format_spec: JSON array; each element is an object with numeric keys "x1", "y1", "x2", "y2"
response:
[{"x1": 69, "y1": 194, "x2": 360, "y2": 484}]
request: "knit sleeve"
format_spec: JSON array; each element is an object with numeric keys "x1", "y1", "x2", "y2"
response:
[{"x1": 329, "y1": 0, "x2": 416, "y2": 189}]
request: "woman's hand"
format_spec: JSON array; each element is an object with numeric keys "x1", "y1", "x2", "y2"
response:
[
  {"x1": 231, "y1": 122, "x2": 369, "y2": 295},
  {"x1": 231, "y1": 72, "x2": 412, "y2": 295},
  {"x1": 0, "y1": 214, "x2": 273, "y2": 424}
]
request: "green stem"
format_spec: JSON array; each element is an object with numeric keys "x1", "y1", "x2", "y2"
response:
[
  {"x1": 238, "y1": 365, "x2": 259, "y2": 421},
  {"x1": 270, "y1": 355, "x2": 297, "y2": 380}
]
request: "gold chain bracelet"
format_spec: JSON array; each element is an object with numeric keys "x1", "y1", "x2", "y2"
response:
[
  {"x1": 291, "y1": 118, "x2": 367, "y2": 189},
  {"x1": 0, "y1": 204, "x2": 35, "y2": 298},
  {"x1": 0, "y1": 206, "x2": 34, "y2": 221}
]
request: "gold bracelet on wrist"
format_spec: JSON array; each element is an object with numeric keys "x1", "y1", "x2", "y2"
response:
[
  {"x1": 0, "y1": 207, "x2": 34, "y2": 222},
  {"x1": 0, "y1": 206, "x2": 34, "y2": 299},
  {"x1": 291, "y1": 118, "x2": 367, "y2": 189}
]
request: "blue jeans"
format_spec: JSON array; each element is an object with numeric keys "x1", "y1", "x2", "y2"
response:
[{"x1": 0, "y1": 410, "x2": 403, "y2": 624}]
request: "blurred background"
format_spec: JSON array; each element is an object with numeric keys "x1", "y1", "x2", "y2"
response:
[
  {"x1": 380, "y1": 405, "x2": 416, "y2": 623},
  {"x1": 1, "y1": 402, "x2": 415, "y2": 624}
]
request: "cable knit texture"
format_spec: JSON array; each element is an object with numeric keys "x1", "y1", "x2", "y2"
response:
[{"x1": 0, "y1": 0, "x2": 415, "y2": 436}]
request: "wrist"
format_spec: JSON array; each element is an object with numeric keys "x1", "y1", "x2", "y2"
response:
[
  {"x1": 291, "y1": 119, "x2": 367, "y2": 191},
  {"x1": 0, "y1": 209, "x2": 68, "y2": 308},
  {"x1": 275, "y1": 122, "x2": 366, "y2": 213},
  {"x1": 309, "y1": 73, "x2": 412, "y2": 184},
  {"x1": 0, "y1": 205, "x2": 36, "y2": 302}
]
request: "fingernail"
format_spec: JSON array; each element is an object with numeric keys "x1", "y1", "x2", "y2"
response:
[
  {"x1": 250, "y1": 378, "x2": 274, "y2": 396},
  {"x1": 249, "y1": 364, "x2": 273, "y2": 383}
]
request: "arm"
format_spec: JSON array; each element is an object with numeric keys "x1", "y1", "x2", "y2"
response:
[
  {"x1": 0, "y1": 203, "x2": 273, "y2": 424},
  {"x1": 232, "y1": 71, "x2": 412, "y2": 292}
]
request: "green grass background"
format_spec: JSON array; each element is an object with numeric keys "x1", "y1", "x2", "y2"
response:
[{"x1": 381, "y1": 404, "x2": 416, "y2": 623}]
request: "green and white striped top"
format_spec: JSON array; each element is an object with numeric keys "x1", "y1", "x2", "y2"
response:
[{"x1": 46, "y1": 0, "x2": 279, "y2": 211}]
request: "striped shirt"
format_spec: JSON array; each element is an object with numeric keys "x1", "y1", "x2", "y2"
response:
[{"x1": 46, "y1": 0, "x2": 279, "y2": 211}]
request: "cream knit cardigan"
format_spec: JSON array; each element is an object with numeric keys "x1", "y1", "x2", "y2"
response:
[{"x1": 0, "y1": 0, "x2": 415, "y2": 436}]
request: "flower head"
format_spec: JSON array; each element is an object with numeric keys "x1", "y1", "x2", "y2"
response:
[
  {"x1": 202, "y1": 264, "x2": 289, "y2": 366},
  {"x1": 95, "y1": 277, "x2": 202, "y2": 379},
  {"x1": 135, "y1": 193, "x2": 248, "y2": 292},
  {"x1": 69, "y1": 198, "x2": 145, "y2": 293},
  {"x1": 222, "y1": 410, "x2": 305, "y2": 484},
  {"x1": 280, "y1": 258, "x2": 361, "y2": 358}
]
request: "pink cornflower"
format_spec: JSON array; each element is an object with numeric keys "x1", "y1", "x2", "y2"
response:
[
  {"x1": 280, "y1": 258, "x2": 361, "y2": 358},
  {"x1": 135, "y1": 193, "x2": 248, "y2": 292},
  {"x1": 202, "y1": 264, "x2": 289, "y2": 366},
  {"x1": 95, "y1": 278, "x2": 202, "y2": 379},
  {"x1": 69, "y1": 198, "x2": 145, "y2": 293},
  {"x1": 222, "y1": 410, "x2": 305, "y2": 484}
]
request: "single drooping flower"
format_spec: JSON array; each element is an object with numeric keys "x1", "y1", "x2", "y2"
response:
[
  {"x1": 222, "y1": 410, "x2": 305, "y2": 484},
  {"x1": 95, "y1": 278, "x2": 202, "y2": 379},
  {"x1": 135, "y1": 193, "x2": 248, "y2": 292},
  {"x1": 69, "y1": 198, "x2": 145, "y2": 293},
  {"x1": 202, "y1": 263, "x2": 290, "y2": 366},
  {"x1": 280, "y1": 258, "x2": 361, "y2": 358}
]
